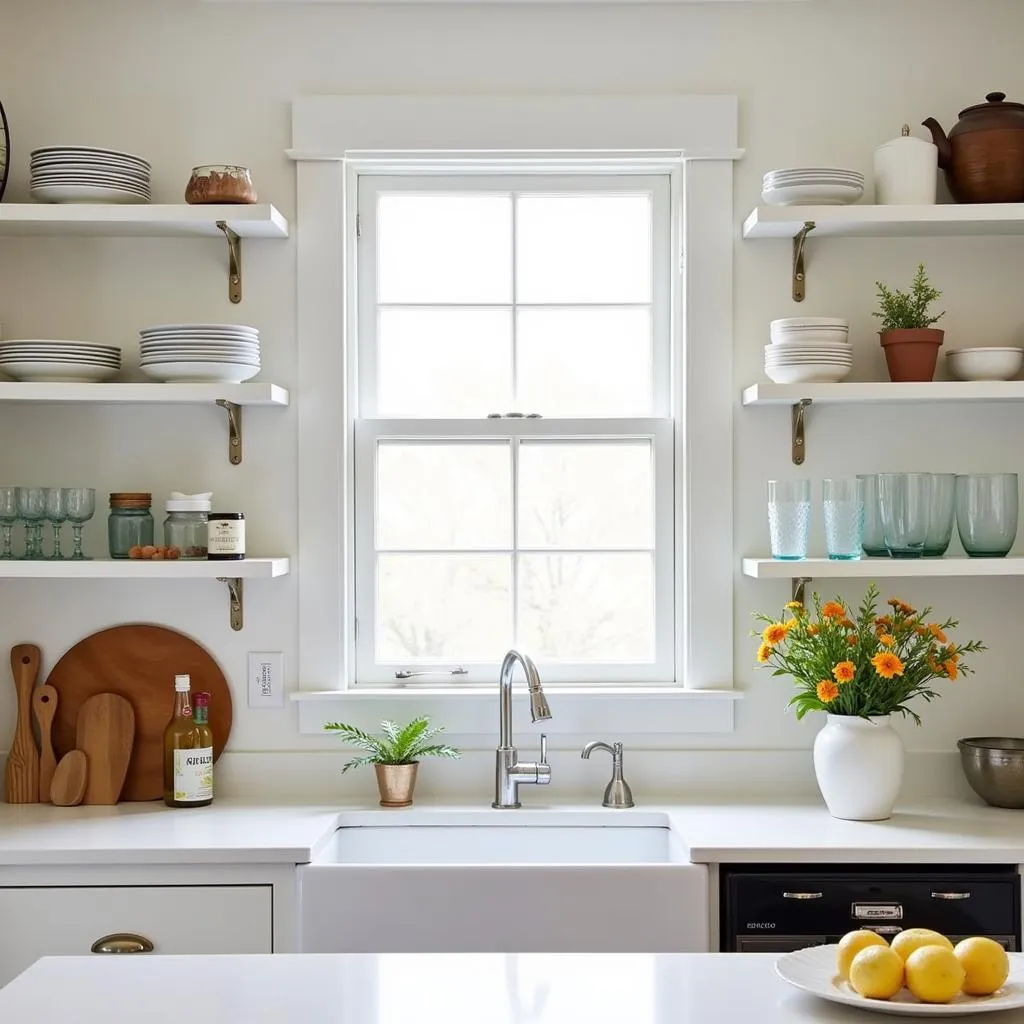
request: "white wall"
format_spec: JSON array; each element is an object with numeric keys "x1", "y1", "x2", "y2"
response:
[{"x1": 1, "y1": 0, "x2": 1023, "y2": 799}]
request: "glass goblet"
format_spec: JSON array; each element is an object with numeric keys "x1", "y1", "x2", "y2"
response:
[
  {"x1": 0, "y1": 487, "x2": 17, "y2": 559},
  {"x1": 44, "y1": 487, "x2": 69, "y2": 560},
  {"x1": 65, "y1": 487, "x2": 96, "y2": 561},
  {"x1": 15, "y1": 487, "x2": 46, "y2": 560}
]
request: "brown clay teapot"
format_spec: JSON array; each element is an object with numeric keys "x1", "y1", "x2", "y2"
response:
[{"x1": 923, "y1": 92, "x2": 1024, "y2": 203}]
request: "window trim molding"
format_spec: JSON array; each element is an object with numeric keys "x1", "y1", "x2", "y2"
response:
[{"x1": 292, "y1": 95, "x2": 741, "y2": 727}]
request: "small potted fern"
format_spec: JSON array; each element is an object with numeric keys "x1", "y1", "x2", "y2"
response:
[
  {"x1": 873, "y1": 262, "x2": 946, "y2": 382},
  {"x1": 324, "y1": 715, "x2": 460, "y2": 807}
]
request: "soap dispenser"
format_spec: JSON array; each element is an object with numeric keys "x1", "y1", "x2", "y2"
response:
[{"x1": 581, "y1": 739, "x2": 635, "y2": 808}]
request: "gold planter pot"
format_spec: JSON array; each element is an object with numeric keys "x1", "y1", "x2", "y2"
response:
[{"x1": 374, "y1": 762, "x2": 419, "y2": 808}]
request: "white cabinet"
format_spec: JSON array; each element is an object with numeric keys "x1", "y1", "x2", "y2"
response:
[{"x1": 0, "y1": 885, "x2": 272, "y2": 987}]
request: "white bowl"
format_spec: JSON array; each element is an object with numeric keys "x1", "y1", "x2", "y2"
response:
[
  {"x1": 139, "y1": 361, "x2": 260, "y2": 383},
  {"x1": 765, "y1": 363, "x2": 851, "y2": 384},
  {"x1": 945, "y1": 347, "x2": 1024, "y2": 381},
  {"x1": 770, "y1": 317, "x2": 849, "y2": 329},
  {"x1": 762, "y1": 184, "x2": 864, "y2": 207}
]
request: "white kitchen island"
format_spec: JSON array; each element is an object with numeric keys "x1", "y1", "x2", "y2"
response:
[{"x1": 0, "y1": 951, "x2": 928, "y2": 1023}]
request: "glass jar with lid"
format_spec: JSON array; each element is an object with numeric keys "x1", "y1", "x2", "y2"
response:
[
  {"x1": 163, "y1": 492, "x2": 212, "y2": 559},
  {"x1": 108, "y1": 492, "x2": 154, "y2": 558}
]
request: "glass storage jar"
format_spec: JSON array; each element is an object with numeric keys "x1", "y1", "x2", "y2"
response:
[
  {"x1": 184, "y1": 165, "x2": 257, "y2": 204},
  {"x1": 163, "y1": 493, "x2": 211, "y2": 559},
  {"x1": 108, "y1": 492, "x2": 154, "y2": 558}
]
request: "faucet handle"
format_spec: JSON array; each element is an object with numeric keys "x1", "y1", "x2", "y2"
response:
[{"x1": 539, "y1": 733, "x2": 548, "y2": 764}]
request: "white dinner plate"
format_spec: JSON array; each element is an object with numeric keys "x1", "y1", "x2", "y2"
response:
[
  {"x1": 31, "y1": 171, "x2": 150, "y2": 187},
  {"x1": 30, "y1": 184, "x2": 150, "y2": 204},
  {"x1": 0, "y1": 360, "x2": 120, "y2": 382},
  {"x1": 139, "y1": 340, "x2": 260, "y2": 350},
  {"x1": 776, "y1": 945, "x2": 1024, "y2": 1018},
  {"x1": 141, "y1": 355, "x2": 260, "y2": 365},
  {"x1": 30, "y1": 177, "x2": 151, "y2": 194},
  {"x1": 31, "y1": 145, "x2": 151, "y2": 168},
  {"x1": 31, "y1": 160, "x2": 150, "y2": 176},
  {"x1": 0, "y1": 353, "x2": 120, "y2": 364},
  {"x1": 0, "y1": 340, "x2": 120, "y2": 353},
  {"x1": 139, "y1": 324, "x2": 259, "y2": 335},
  {"x1": 139, "y1": 361, "x2": 260, "y2": 383}
]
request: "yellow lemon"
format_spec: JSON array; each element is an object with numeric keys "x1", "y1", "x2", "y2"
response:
[
  {"x1": 849, "y1": 945, "x2": 905, "y2": 1000},
  {"x1": 905, "y1": 945, "x2": 966, "y2": 1003},
  {"x1": 955, "y1": 937, "x2": 1009, "y2": 996},
  {"x1": 891, "y1": 928, "x2": 955, "y2": 962},
  {"x1": 837, "y1": 930, "x2": 889, "y2": 981}
]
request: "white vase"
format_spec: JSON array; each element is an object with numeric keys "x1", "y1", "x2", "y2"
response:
[{"x1": 812, "y1": 714, "x2": 904, "y2": 821}]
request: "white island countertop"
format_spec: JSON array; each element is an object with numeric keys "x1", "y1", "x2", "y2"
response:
[
  {"x1": 0, "y1": 796, "x2": 1023, "y2": 866},
  {"x1": 0, "y1": 951, "x2": 961, "y2": 1023}
]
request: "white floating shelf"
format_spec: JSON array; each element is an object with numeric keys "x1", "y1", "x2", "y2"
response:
[
  {"x1": 743, "y1": 203, "x2": 1024, "y2": 239},
  {"x1": 742, "y1": 381, "x2": 1024, "y2": 406},
  {"x1": 0, "y1": 203, "x2": 288, "y2": 238},
  {"x1": 0, "y1": 382, "x2": 289, "y2": 405},
  {"x1": 0, "y1": 557, "x2": 290, "y2": 580},
  {"x1": 743, "y1": 556, "x2": 1024, "y2": 580}
]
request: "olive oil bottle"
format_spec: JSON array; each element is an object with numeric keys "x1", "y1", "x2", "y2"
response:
[{"x1": 163, "y1": 674, "x2": 214, "y2": 808}]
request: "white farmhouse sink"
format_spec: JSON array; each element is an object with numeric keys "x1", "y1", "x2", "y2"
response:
[{"x1": 298, "y1": 811, "x2": 708, "y2": 954}]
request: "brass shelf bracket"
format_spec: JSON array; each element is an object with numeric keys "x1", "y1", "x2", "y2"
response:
[
  {"x1": 791, "y1": 577, "x2": 812, "y2": 605},
  {"x1": 215, "y1": 221, "x2": 243, "y2": 304},
  {"x1": 217, "y1": 577, "x2": 244, "y2": 631},
  {"x1": 791, "y1": 398, "x2": 812, "y2": 465},
  {"x1": 791, "y1": 221, "x2": 815, "y2": 302},
  {"x1": 215, "y1": 399, "x2": 243, "y2": 465}
]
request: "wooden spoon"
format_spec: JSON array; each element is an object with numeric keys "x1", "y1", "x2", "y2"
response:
[
  {"x1": 4, "y1": 644, "x2": 40, "y2": 803},
  {"x1": 32, "y1": 684, "x2": 58, "y2": 803},
  {"x1": 50, "y1": 750, "x2": 88, "y2": 806}
]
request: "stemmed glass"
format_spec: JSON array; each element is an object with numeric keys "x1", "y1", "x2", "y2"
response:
[
  {"x1": 65, "y1": 487, "x2": 95, "y2": 560},
  {"x1": 0, "y1": 487, "x2": 16, "y2": 559},
  {"x1": 16, "y1": 487, "x2": 46, "y2": 560},
  {"x1": 44, "y1": 487, "x2": 69, "y2": 560}
]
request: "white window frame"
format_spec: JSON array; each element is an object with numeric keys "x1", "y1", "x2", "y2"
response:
[{"x1": 290, "y1": 95, "x2": 742, "y2": 735}]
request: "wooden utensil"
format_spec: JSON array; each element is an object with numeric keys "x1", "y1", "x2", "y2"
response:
[
  {"x1": 50, "y1": 750, "x2": 88, "y2": 806},
  {"x1": 47, "y1": 624, "x2": 232, "y2": 801},
  {"x1": 76, "y1": 693, "x2": 135, "y2": 805},
  {"x1": 32, "y1": 684, "x2": 59, "y2": 802},
  {"x1": 4, "y1": 644, "x2": 40, "y2": 803}
]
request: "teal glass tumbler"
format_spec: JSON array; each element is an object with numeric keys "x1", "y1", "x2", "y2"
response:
[
  {"x1": 923, "y1": 473, "x2": 956, "y2": 557},
  {"x1": 858, "y1": 474, "x2": 887, "y2": 557},
  {"x1": 878, "y1": 472, "x2": 932, "y2": 558},
  {"x1": 956, "y1": 473, "x2": 1019, "y2": 558},
  {"x1": 768, "y1": 479, "x2": 811, "y2": 560},
  {"x1": 823, "y1": 478, "x2": 865, "y2": 560}
]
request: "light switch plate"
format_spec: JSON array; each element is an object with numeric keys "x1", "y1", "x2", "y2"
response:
[{"x1": 247, "y1": 651, "x2": 284, "y2": 708}]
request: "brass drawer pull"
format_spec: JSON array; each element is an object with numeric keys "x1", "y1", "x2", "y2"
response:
[
  {"x1": 782, "y1": 891, "x2": 823, "y2": 900},
  {"x1": 90, "y1": 933, "x2": 155, "y2": 954},
  {"x1": 931, "y1": 891, "x2": 971, "y2": 900}
]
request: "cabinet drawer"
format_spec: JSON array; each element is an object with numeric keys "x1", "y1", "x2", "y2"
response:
[{"x1": 0, "y1": 885, "x2": 272, "y2": 987}]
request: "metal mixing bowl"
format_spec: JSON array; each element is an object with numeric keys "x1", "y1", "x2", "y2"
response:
[{"x1": 958, "y1": 737, "x2": 1024, "y2": 808}]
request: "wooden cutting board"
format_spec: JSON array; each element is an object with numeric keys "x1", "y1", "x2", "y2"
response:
[
  {"x1": 77, "y1": 693, "x2": 135, "y2": 805},
  {"x1": 47, "y1": 624, "x2": 232, "y2": 802}
]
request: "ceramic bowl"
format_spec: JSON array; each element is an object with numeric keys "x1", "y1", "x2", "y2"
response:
[
  {"x1": 945, "y1": 347, "x2": 1023, "y2": 381},
  {"x1": 765, "y1": 362, "x2": 851, "y2": 384}
]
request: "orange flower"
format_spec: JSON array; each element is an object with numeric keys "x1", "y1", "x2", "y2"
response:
[
  {"x1": 807, "y1": 624, "x2": 820, "y2": 636},
  {"x1": 816, "y1": 679, "x2": 840, "y2": 703},
  {"x1": 847, "y1": 634, "x2": 858, "y2": 646},
  {"x1": 929, "y1": 624, "x2": 948, "y2": 643},
  {"x1": 833, "y1": 661, "x2": 855, "y2": 683},
  {"x1": 838, "y1": 618, "x2": 855, "y2": 630},
  {"x1": 762, "y1": 622, "x2": 789, "y2": 646},
  {"x1": 887, "y1": 598, "x2": 901, "y2": 609},
  {"x1": 756, "y1": 642, "x2": 772, "y2": 664},
  {"x1": 945, "y1": 660, "x2": 959, "y2": 681},
  {"x1": 821, "y1": 602, "x2": 845, "y2": 619},
  {"x1": 878, "y1": 633, "x2": 896, "y2": 647},
  {"x1": 874, "y1": 615, "x2": 893, "y2": 629},
  {"x1": 898, "y1": 601, "x2": 916, "y2": 616},
  {"x1": 871, "y1": 651, "x2": 905, "y2": 679}
]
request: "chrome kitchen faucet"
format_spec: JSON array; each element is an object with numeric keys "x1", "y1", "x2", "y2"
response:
[{"x1": 492, "y1": 649, "x2": 551, "y2": 809}]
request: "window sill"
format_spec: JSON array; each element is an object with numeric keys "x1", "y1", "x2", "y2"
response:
[{"x1": 292, "y1": 686, "x2": 741, "y2": 737}]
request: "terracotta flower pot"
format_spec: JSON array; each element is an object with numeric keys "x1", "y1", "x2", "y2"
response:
[
  {"x1": 879, "y1": 328, "x2": 944, "y2": 382},
  {"x1": 374, "y1": 762, "x2": 418, "y2": 807}
]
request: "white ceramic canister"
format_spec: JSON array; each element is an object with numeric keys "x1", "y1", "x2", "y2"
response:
[{"x1": 873, "y1": 125, "x2": 938, "y2": 205}]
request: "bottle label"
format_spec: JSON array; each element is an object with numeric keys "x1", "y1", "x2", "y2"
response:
[
  {"x1": 173, "y1": 747, "x2": 213, "y2": 803},
  {"x1": 208, "y1": 520, "x2": 245, "y2": 556}
]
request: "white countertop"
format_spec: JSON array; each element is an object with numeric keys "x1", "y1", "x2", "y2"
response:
[
  {"x1": 0, "y1": 951, "x2": 957, "y2": 1023},
  {"x1": 0, "y1": 796, "x2": 1022, "y2": 866}
]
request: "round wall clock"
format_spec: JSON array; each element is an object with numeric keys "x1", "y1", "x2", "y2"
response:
[{"x1": 0, "y1": 101, "x2": 9, "y2": 201}]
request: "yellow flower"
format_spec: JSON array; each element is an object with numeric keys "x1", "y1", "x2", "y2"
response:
[
  {"x1": 816, "y1": 679, "x2": 840, "y2": 703},
  {"x1": 785, "y1": 601, "x2": 804, "y2": 612},
  {"x1": 756, "y1": 642, "x2": 772, "y2": 664},
  {"x1": 871, "y1": 651, "x2": 905, "y2": 679},
  {"x1": 783, "y1": 618, "x2": 799, "y2": 632},
  {"x1": 929, "y1": 624, "x2": 948, "y2": 644},
  {"x1": 807, "y1": 624, "x2": 819, "y2": 636},
  {"x1": 878, "y1": 633, "x2": 896, "y2": 647},
  {"x1": 945, "y1": 660, "x2": 959, "y2": 681},
  {"x1": 833, "y1": 661, "x2": 855, "y2": 683},
  {"x1": 762, "y1": 622, "x2": 789, "y2": 646},
  {"x1": 821, "y1": 602, "x2": 845, "y2": 619}
]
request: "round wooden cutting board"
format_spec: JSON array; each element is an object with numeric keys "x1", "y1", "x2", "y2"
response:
[{"x1": 47, "y1": 624, "x2": 232, "y2": 802}]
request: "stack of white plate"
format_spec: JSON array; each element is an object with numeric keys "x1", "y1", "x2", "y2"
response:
[
  {"x1": 0, "y1": 340, "x2": 121, "y2": 383},
  {"x1": 138, "y1": 324, "x2": 260, "y2": 383},
  {"x1": 762, "y1": 168, "x2": 864, "y2": 207},
  {"x1": 30, "y1": 146, "x2": 152, "y2": 204},
  {"x1": 766, "y1": 318, "x2": 852, "y2": 384}
]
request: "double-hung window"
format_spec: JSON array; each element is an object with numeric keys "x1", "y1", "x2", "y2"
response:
[{"x1": 353, "y1": 171, "x2": 676, "y2": 685}]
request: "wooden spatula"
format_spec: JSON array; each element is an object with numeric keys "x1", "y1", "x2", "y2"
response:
[
  {"x1": 76, "y1": 693, "x2": 135, "y2": 805},
  {"x1": 4, "y1": 644, "x2": 40, "y2": 803},
  {"x1": 51, "y1": 750, "x2": 88, "y2": 806},
  {"x1": 32, "y1": 684, "x2": 59, "y2": 802}
]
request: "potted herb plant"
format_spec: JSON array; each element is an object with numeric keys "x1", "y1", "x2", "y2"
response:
[
  {"x1": 753, "y1": 585, "x2": 984, "y2": 821},
  {"x1": 324, "y1": 715, "x2": 460, "y2": 807},
  {"x1": 873, "y1": 262, "x2": 946, "y2": 382}
]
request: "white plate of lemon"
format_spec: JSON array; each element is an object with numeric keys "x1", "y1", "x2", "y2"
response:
[{"x1": 776, "y1": 928, "x2": 1024, "y2": 1017}]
